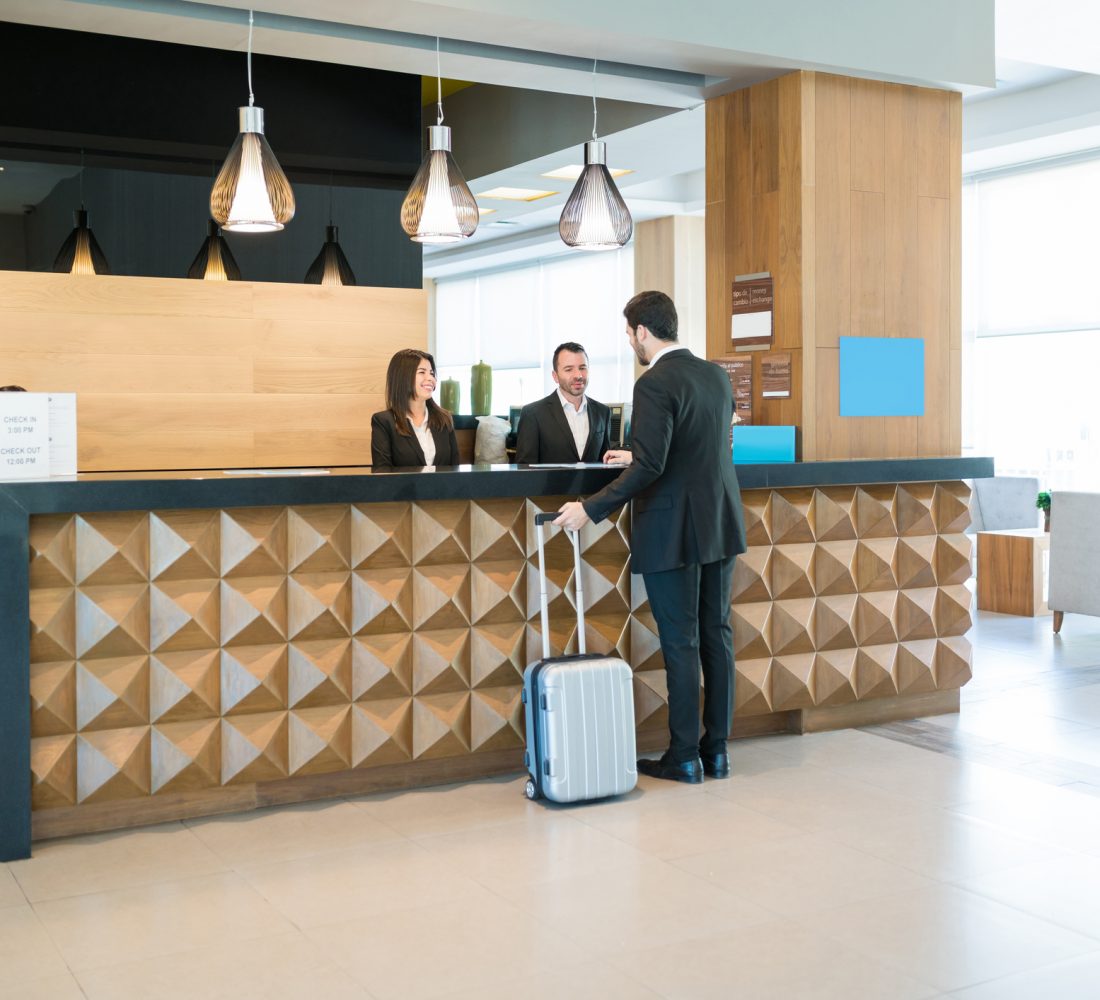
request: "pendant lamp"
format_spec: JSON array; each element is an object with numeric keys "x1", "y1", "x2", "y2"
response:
[
  {"x1": 188, "y1": 219, "x2": 242, "y2": 281},
  {"x1": 558, "y1": 60, "x2": 632, "y2": 251},
  {"x1": 53, "y1": 152, "x2": 109, "y2": 275},
  {"x1": 400, "y1": 39, "x2": 478, "y2": 244},
  {"x1": 305, "y1": 225, "x2": 356, "y2": 286},
  {"x1": 53, "y1": 207, "x2": 110, "y2": 275},
  {"x1": 210, "y1": 10, "x2": 295, "y2": 233}
]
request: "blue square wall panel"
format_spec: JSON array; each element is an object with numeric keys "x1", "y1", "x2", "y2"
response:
[{"x1": 839, "y1": 336, "x2": 924, "y2": 417}]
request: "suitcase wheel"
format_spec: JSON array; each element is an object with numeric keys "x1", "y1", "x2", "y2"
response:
[{"x1": 524, "y1": 778, "x2": 538, "y2": 801}]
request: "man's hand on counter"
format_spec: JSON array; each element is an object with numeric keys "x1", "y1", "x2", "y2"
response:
[
  {"x1": 603, "y1": 449, "x2": 632, "y2": 466},
  {"x1": 554, "y1": 501, "x2": 591, "y2": 532}
]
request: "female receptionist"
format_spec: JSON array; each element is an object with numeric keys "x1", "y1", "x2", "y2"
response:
[{"x1": 370, "y1": 349, "x2": 459, "y2": 468}]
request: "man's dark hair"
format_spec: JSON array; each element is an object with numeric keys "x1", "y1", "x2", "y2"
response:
[
  {"x1": 623, "y1": 290, "x2": 678, "y2": 341},
  {"x1": 552, "y1": 342, "x2": 588, "y2": 370}
]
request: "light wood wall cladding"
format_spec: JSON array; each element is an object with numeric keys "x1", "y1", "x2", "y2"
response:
[
  {"x1": 0, "y1": 272, "x2": 427, "y2": 471},
  {"x1": 706, "y1": 72, "x2": 962, "y2": 461},
  {"x1": 28, "y1": 483, "x2": 972, "y2": 836}
]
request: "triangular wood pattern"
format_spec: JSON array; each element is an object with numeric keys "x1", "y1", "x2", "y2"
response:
[{"x1": 26, "y1": 479, "x2": 975, "y2": 821}]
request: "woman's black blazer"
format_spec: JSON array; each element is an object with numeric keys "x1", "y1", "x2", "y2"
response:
[{"x1": 370, "y1": 409, "x2": 459, "y2": 468}]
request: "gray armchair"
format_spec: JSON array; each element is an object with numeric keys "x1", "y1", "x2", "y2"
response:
[{"x1": 1049, "y1": 491, "x2": 1100, "y2": 633}]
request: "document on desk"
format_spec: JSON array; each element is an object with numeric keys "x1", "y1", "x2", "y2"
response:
[{"x1": 529, "y1": 462, "x2": 627, "y2": 468}]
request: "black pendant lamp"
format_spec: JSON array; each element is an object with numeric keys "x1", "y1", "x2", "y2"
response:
[
  {"x1": 559, "y1": 60, "x2": 632, "y2": 251},
  {"x1": 305, "y1": 225, "x2": 356, "y2": 286},
  {"x1": 188, "y1": 219, "x2": 241, "y2": 281},
  {"x1": 53, "y1": 153, "x2": 109, "y2": 275},
  {"x1": 53, "y1": 208, "x2": 110, "y2": 275},
  {"x1": 400, "y1": 38, "x2": 478, "y2": 244},
  {"x1": 209, "y1": 10, "x2": 295, "y2": 233}
]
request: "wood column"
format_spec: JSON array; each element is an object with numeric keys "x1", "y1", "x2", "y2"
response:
[
  {"x1": 634, "y1": 216, "x2": 707, "y2": 357},
  {"x1": 706, "y1": 72, "x2": 962, "y2": 461}
]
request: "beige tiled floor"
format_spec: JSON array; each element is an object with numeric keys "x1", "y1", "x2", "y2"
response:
[{"x1": 4, "y1": 609, "x2": 1100, "y2": 998}]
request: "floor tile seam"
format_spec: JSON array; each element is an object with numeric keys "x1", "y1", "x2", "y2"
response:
[
  {"x1": 868, "y1": 723, "x2": 1100, "y2": 791},
  {"x1": 940, "y1": 881, "x2": 1100, "y2": 947},
  {"x1": 400, "y1": 805, "x2": 598, "y2": 844},
  {"x1": 233, "y1": 832, "x2": 446, "y2": 878},
  {"x1": 66, "y1": 928, "x2": 338, "y2": 994},
  {"x1": 17, "y1": 858, "x2": 252, "y2": 907},
  {"x1": 697, "y1": 868, "x2": 944, "y2": 922},
  {"x1": 784, "y1": 905, "x2": 1071, "y2": 997},
  {"x1": 34, "y1": 910, "x2": 303, "y2": 979},
  {"x1": 18, "y1": 902, "x2": 97, "y2": 984},
  {"x1": 343, "y1": 800, "x2": 550, "y2": 840},
  {"x1": 291, "y1": 881, "x2": 548, "y2": 940},
  {"x1": 302, "y1": 899, "x2": 610, "y2": 988},
  {"x1": 238, "y1": 864, "x2": 497, "y2": 927},
  {"x1": 746, "y1": 909, "x2": 948, "y2": 996}
]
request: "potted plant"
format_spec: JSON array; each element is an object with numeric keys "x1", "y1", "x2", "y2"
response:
[{"x1": 1036, "y1": 490, "x2": 1051, "y2": 532}]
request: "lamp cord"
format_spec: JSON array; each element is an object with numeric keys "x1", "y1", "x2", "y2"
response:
[
  {"x1": 79, "y1": 148, "x2": 85, "y2": 209},
  {"x1": 592, "y1": 58, "x2": 598, "y2": 141},
  {"x1": 247, "y1": 9, "x2": 255, "y2": 107},
  {"x1": 436, "y1": 37, "x2": 444, "y2": 127}
]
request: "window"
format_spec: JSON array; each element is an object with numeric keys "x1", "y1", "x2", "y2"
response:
[
  {"x1": 964, "y1": 156, "x2": 1100, "y2": 490},
  {"x1": 433, "y1": 247, "x2": 635, "y2": 415}
]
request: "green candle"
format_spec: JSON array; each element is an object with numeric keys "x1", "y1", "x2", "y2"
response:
[
  {"x1": 440, "y1": 378, "x2": 460, "y2": 414},
  {"x1": 471, "y1": 360, "x2": 492, "y2": 416}
]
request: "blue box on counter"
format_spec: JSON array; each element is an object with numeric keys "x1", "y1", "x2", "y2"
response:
[{"x1": 732, "y1": 425, "x2": 796, "y2": 463}]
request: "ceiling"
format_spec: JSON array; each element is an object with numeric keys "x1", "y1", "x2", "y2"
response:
[{"x1": 1, "y1": 1, "x2": 1092, "y2": 272}]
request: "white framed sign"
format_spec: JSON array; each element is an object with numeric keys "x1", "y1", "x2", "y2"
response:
[
  {"x1": 0, "y1": 392, "x2": 78, "y2": 480},
  {"x1": 0, "y1": 393, "x2": 50, "y2": 478}
]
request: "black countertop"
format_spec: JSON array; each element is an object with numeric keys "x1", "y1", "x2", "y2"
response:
[{"x1": 0, "y1": 457, "x2": 994, "y2": 516}]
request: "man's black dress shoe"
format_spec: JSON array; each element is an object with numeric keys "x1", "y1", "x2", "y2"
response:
[
  {"x1": 700, "y1": 752, "x2": 730, "y2": 779},
  {"x1": 637, "y1": 754, "x2": 703, "y2": 784}
]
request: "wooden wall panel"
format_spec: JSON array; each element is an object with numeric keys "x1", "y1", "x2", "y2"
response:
[
  {"x1": 813, "y1": 74, "x2": 851, "y2": 352},
  {"x1": 706, "y1": 75, "x2": 805, "y2": 446},
  {"x1": 707, "y1": 71, "x2": 961, "y2": 462},
  {"x1": 0, "y1": 272, "x2": 426, "y2": 472},
  {"x1": 850, "y1": 79, "x2": 886, "y2": 194}
]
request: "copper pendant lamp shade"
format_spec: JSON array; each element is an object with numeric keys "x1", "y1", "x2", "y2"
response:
[
  {"x1": 400, "y1": 39, "x2": 478, "y2": 244},
  {"x1": 558, "y1": 139, "x2": 632, "y2": 251},
  {"x1": 188, "y1": 219, "x2": 242, "y2": 281},
  {"x1": 304, "y1": 225, "x2": 356, "y2": 285},
  {"x1": 559, "y1": 59, "x2": 632, "y2": 251},
  {"x1": 53, "y1": 208, "x2": 110, "y2": 275},
  {"x1": 401, "y1": 125, "x2": 478, "y2": 244},
  {"x1": 209, "y1": 11, "x2": 294, "y2": 233}
]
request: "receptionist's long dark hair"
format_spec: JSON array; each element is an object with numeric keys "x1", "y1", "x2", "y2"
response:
[{"x1": 384, "y1": 349, "x2": 453, "y2": 437}]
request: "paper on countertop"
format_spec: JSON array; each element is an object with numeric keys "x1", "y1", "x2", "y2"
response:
[
  {"x1": 222, "y1": 468, "x2": 331, "y2": 476},
  {"x1": 529, "y1": 462, "x2": 625, "y2": 469}
]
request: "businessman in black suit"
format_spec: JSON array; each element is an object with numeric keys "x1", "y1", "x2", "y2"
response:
[
  {"x1": 554, "y1": 291, "x2": 746, "y2": 784},
  {"x1": 515, "y1": 342, "x2": 612, "y2": 464}
]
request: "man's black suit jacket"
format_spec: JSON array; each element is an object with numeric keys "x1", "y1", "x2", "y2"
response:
[
  {"x1": 370, "y1": 409, "x2": 459, "y2": 468},
  {"x1": 515, "y1": 391, "x2": 611, "y2": 464},
  {"x1": 582, "y1": 350, "x2": 746, "y2": 575}
]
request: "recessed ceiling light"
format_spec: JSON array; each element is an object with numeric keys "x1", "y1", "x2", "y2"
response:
[
  {"x1": 476, "y1": 187, "x2": 558, "y2": 202},
  {"x1": 541, "y1": 164, "x2": 633, "y2": 180},
  {"x1": 0, "y1": 166, "x2": 5, "y2": 172}
]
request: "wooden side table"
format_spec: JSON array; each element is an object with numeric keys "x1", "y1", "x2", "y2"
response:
[{"x1": 977, "y1": 528, "x2": 1051, "y2": 616}]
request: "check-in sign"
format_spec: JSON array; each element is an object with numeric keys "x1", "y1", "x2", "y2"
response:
[{"x1": 0, "y1": 394, "x2": 51, "y2": 479}]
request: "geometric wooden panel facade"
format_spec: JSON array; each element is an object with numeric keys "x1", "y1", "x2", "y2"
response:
[
  {"x1": 733, "y1": 482, "x2": 972, "y2": 718},
  {"x1": 28, "y1": 482, "x2": 972, "y2": 820}
]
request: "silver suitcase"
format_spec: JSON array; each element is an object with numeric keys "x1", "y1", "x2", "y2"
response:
[{"x1": 522, "y1": 513, "x2": 637, "y2": 803}]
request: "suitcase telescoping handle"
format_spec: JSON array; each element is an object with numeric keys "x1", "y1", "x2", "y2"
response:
[{"x1": 534, "y1": 512, "x2": 586, "y2": 660}]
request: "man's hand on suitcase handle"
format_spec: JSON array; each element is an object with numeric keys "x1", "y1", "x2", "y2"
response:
[{"x1": 553, "y1": 501, "x2": 590, "y2": 532}]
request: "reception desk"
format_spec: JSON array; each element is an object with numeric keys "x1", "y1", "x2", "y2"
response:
[{"x1": 0, "y1": 456, "x2": 992, "y2": 859}]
